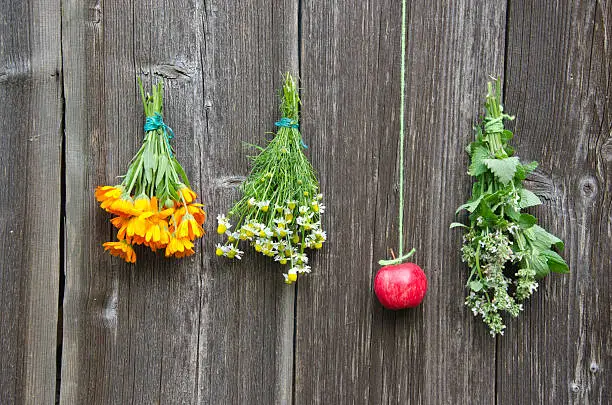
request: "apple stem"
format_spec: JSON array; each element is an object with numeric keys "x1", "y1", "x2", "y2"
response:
[{"x1": 390, "y1": 249, "x2": 396, "y2": 260}]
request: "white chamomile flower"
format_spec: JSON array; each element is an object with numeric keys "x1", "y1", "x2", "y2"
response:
[
  {"x1": 247, "y1": 197, "x2": 257, "y2": 207},
  {"x1": 299, "y1": 205, "x2": 309, "y2": 214},
  {"x1": 216, "y1": 214, "x2": 231, "y2": 234},
  {"x1": 257, "y1": 200, "x2": 270, "y2": 212},
  {"x1": 294, "y1": 264, "x2": 311, "y2": 274}
]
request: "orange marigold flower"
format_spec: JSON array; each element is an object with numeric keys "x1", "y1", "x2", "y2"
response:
[
  {"x1": 172, "y1": 247, "x2": 195, "y2": 258},
  {"x1": 103, "y1": 240, "x2": 136, "y2": 263},
  {"x1": 95, "y1": 185, "x2": 122, "y2": 203},
  {"x1": 174, "y1": 204, "x2": 207, "y2": 226},
  {"x1": 165, "y1": 235, "x2": 194, "y2": 257}
]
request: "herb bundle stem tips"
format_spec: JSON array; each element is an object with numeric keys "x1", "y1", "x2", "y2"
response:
[
  {"x1": 216, "y1": 73, "x2": 326, "y2": 284},
  {"x1": 452, "y1": 79, "x2": 568, "y2": 336}
]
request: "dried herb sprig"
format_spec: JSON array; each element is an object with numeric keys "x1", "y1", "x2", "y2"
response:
[
  {"x1": 216, "y1": 73, "x2": 326, "y2": 284},
  {"x1": 452, "y1": 80, "x2": 568, "y2": 336}
]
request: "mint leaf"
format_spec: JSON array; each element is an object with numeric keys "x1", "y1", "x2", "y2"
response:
[
  {"x1": 518, "y1": 213, "x2": 537, "y2": 229},
  {"x1": 469, "y1": 145, "x2": 491, "y2": 176},
  {"x1": 483, "y1": 157, "x2": 520, "y2": 185},
  {"x1": 542, "y1": 250, "x2": 569, "y2": 274},
  {"x1": 456, "y1": 194, "x2": 483, "y2": 214},
  {"x1": 518, "y1": 188, "x2": 542, "y2": 208},
  {"x1": 469, "y1": 280, "x2": 483, "y2": 292}
]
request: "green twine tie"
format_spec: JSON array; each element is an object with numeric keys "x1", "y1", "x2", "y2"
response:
[
  {"x1": 275, "y1": 117, "x2": 308, "y2": 149},
  {"x1": 144, "y1": 112, "x2": 175, "y2": 157},
  {"x1": 378, "y1": 0, "x2": 415, "y2": 266}
]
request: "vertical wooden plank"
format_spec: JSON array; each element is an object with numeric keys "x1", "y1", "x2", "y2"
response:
[
  {"x1": 195, "y1": 2, "x2": 298, "y2": 404},
  {"x1": 296, "y1": 0, "x2": 506, "y2": 403},
  {"x1": 61, "y1": 0, "x2": 297, "y2": 403},
  {"x1": 0, "y1": 1, "x2": 62, "y2": 404},
  {"x1": 499, "y1": 1, "x2": 611, "y2": 403}
]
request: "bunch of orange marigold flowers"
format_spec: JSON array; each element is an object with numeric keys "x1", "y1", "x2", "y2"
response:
[{"x1": 95, "y1": 79, "x2": 205, "y2": 263}]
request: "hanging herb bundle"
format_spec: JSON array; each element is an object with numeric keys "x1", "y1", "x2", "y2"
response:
[
  {"x1": 216, "y1": 73, "x2": 326, "y2": 284},
  {"x1": 451, "y1": 80, "x2": 568, "y2": 336},
  {"x1": 95, "y1": 78, "x2": 206, "y2": 263}
]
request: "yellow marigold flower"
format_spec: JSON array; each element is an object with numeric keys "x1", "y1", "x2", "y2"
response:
[
  {"x1": 95, "y1": 185, "x2": 122, "y2": 203},
  {"x1": 176, "y1": 214, "x2": 204, "y2": 240},
  {"x1": 178, "y1": 187, "x2": 197, "y2": 204},
  {"x1": 103, "y1": 240, "x2": 136, "y2": 263},
  {"x1": 173, "y1": 247, "x2": 195, "y2": 258},
  {"x1": 165, "y1": 235, "x2": 194, "y2": 257},
  {"x1": 124, "y1": 216, "x2": 148, "y2": 238},
  {"x1": 107, "y1": 198, "x2": 137, "y2": 217},
  {"x1": 175, "y1": 203, "x2": 206, "y2": 226}
]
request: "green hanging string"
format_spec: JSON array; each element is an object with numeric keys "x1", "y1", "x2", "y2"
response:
[{"x1": 379, "y1": 0, "x2": 415, "y2": 266}]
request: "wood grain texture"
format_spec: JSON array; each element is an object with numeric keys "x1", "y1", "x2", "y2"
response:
[
  {"x1": 61, "y1": 0, "x2": 297, "y2": 404},
  {"x1": 295, "y1": 1, "x2": 506, "y2": 403},
  {"x1": 0, "y1": 1, "x2": 62, "y2": 404},
  {"x1": 498, "y1": 1, "x2": 612, "y2": 404},
  {"x1": 1, "y1": 0, "x2": 608, "y2": 404}
]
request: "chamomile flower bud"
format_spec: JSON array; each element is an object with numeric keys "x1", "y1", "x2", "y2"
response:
[
  {"x1": 287, "y1": 269, "x2": 298, "y2": 282},
  {"x1": 316, "y1": 193, "x2": 323, "y2": 201},
  {"x1": 215, "y1": 243, "x2": 224, "y2": 256},
  {"x1": 299, "y1": 206, "x2": 309, "y2": 214},
  {"x1": 283, "y1": 273, "x2": 296, "y2": 284},
  {"x1": 287, "y1": 200, "x2": 297, "y2": 210}
]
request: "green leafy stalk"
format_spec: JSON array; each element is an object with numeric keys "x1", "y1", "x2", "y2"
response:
[
  {"x1": 120, "y1": 78, "x2": 192, "y2": 206},
  {"x1": 452, "y1": 79, "x2": 569, "y2": 336},
  {"x1": 216, "y1": 73, "x2": 327, "y2": 284}
]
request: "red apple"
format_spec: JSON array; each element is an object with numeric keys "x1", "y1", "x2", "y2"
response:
[{"x1": 374, "y1": 263, "x2": 427, "y2": 310}]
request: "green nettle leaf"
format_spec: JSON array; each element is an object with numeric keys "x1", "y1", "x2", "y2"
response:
[
  {"x1": 518, "y1": 188, "x2": 542, "y2": 208},
  {"x1": 450, "y1": 222, "x2": 468, "y2": 229},
  {"x1": 483, "y1": 156, "x2": 520, "y2": 185},
  {"x1": 469, "y1": 145, "x2": 491, "y2": 176}
]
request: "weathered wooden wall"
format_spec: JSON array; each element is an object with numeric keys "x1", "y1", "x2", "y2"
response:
[{"x1": 0, "y1": 0, "x2": 610, "y2": 404}]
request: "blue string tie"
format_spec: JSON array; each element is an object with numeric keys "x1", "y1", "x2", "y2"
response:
[
  {"x1": 144, "y1": 112, "x2": 175, "y2": 157},
  {"x1": 275, "y1": 117, "x2": 308, "y2": 149}
]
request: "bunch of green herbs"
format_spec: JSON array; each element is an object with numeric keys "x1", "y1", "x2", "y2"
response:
[
  {"x1": 216, "y1": 73, "x2": 326, "y2": 284},
  {"x1": 451, "y1": 80, "x2": 568, "y2": 336}
]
